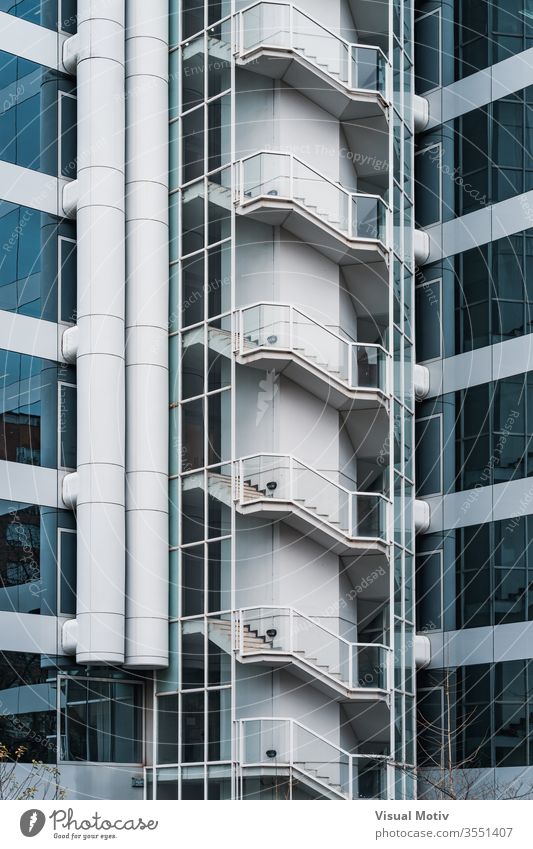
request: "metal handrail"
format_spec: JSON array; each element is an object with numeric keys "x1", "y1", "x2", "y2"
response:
[
  {"x1": 239, "y1": 715, "x2": 390, "y2": 761},
  {"x1": 237, "y1": 604, "x2": 390, "y2": 655},
  {"x1": 238, "y1": 716, "x2": 389, "y2": 799},
  {"x1": 236, "y1": 451, "x2": 390, "y2": 503},
  {"x1": 236, "y1": 0, "x2": 389, "y2": 98},
  {"x1": 236, "y1": 150, "x2": 389, "y2": 245},
  {"x1": 236, "y1": 452, "x2": 390, "y2": 543},
  {"x1": 238, "y1": 148, "x2": 386, "y2": 208},
  {"x1": 236, "y1": 605, "x2": 391, "y2": 691},
  {"x1": 235, "y1": 301, "x2": 389, "y2": 393}
]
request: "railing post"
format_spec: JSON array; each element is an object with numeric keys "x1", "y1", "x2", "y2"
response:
[
  {"x1": 289, "y1": 153, "x2": 294, "y2": 201},
  {"x1": 348, "y1": 194, "x2": 353, "y2": 238},
  {"x1": 289, "y1": 607, "x2": 294, "y2": 653},
  {"x1": 239, "y1": 157, "x2": 244, "y2": 205},
  {"x1": 289, "y1": 719, "x2": 294, "y2": 773},
  {"x1": 349, "y1": 755, "x2": 354, "y2": 800},
  {"x1": 349, "y1": 343, "x2": 354, "y2": 388},
  {"x1": 289, "y1": 455, "x2": 294, "y2": 501},
  {"x1": 289, "y1": 3, "x2": 294, "y2": 51},
  {"x1": 349, "y1": 645, "x2": 353, "y2": 689},
  {"x1": 288, "y1": 305, "x2": 294, "y2": 350}
]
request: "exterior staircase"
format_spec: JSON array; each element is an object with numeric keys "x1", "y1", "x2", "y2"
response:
[
  {"x1": 238, "y1": 716, "x2": 388, "y2": 799},
  {"x1": 182, "y1": 457, "x2": 389, "y2": 554},
  {"x1": 191, "y1": 607, "x2": 391, "y2": 701},
  {"x1": 235, "y1": 151, "x2": 389, "y2": 265},
  {"x1": 234, "y1": 1, "x2": 389, "y2": 121}
]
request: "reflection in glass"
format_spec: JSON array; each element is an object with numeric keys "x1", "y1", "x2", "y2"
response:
[{"x1": 61, "y1": 678, "x2": 142, "y2": 763}]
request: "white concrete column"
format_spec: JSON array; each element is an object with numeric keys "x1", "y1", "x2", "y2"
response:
[
  {"x1": 124, "y1": 0, "x2": 169, "y2": 668},
  {"x1": 61, "y1": 0, "x2": 126, "y2": 665}
]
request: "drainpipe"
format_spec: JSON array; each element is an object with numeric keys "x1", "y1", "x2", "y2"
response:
[
  {"x1": 61, "y1": 0, "x2": 126, "y2": 665},
  {"x1": 124, "y1": 1, "x2": 169, "y2": 668}
]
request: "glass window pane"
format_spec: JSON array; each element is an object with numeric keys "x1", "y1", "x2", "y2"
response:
[
  {"x1": 182, "y1": 107, "x2": 204, "y2": 184},
  {"x1": 182, "y1": 38, "x2": 204, "y2": 111},
  {"x1": 415, "y1": 416, "x2": 441, "y2": 496},
  {"x1": 416, "y1": 280, "x2": 441, "y2": 361},
  {"x1": 181, "y1": 691, "x2": 204, "y2": 762},
  {"x1": 182, "y1": 546, "x2": 205, "y2": 616},
  {"x1": 182, "y1": 624, "x2": 205, "y2": 688},
  {"x1": 58, "y1": 528, "x2": 76, "y2": 616},
  {"x1": 182, "y1": 182, "x2": 205, "y2": 257},
  {"x1": 415, "y1": 11, "x2": 440, "y2": 93},
  {"x1": 59, "y1": 383, "x2": 76, "y2": 469},
  {"x1": 416, "y1": 552, "x2": 441, "y2": 630},
  {"x1": 181, "y1": 471, "x2": 205, "y2": 544},
  {"x1": 415, "y1": 146, "x2": 440, "y2": 226}
]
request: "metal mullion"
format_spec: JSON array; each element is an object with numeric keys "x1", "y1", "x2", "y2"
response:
[
  {"x1": 204, "y1": 640, "x2": 208, "y2": 774},
  {"x1": 177, "y1": 650, "x2": 183, "y2": 782},
  {"x1": 199, "y1": 28, "x2": 209, "y2": 787},
  {"x1": 56, "y1": 677, "x2": 62, "y2": 764},
  {"x1": 386, "y1": 0, "x2": 396, "y2": 795}
]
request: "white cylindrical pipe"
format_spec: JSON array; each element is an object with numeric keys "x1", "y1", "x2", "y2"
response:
[
  {"x1": 63, "y1": 0, "x2": 126, "y2": 665},
  {"x1": 124, "y1": 1, "x2": 169, "y2": 668}
]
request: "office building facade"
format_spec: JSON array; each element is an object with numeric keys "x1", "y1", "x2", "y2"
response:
[
  {"x1": 415, "y1": 0, "x2": 533, "y2": 797},
  {"x1": 0, "y1": 0, "x2": 437, "y2": 801}
]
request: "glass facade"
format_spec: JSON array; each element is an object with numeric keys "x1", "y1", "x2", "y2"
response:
[
  {"x1": 416, "y1": 87, "x2": 533, "y2": 224},
  {"x1": 0, "y1": 0, "x2": 446, "y2": 800},
  {"x1": 415, "y1": 0, "x2": 533, "y2": 800},
  {"x1": 0, "y1": 50, "x2": 76, "y2": 178},
  {"x1": 0, "y1": 0, "x2": 77, "y2": 32},
  {"x1": 60, "y1": 678, "x2": 143, "y2": 763},
  {"x1": 418, "y1": 517, "x2": 533, "y2": 632},
  {"x1": 0, "y1": 201, "x2": 76, "y2": 322},
  {"x1": 415, "y1": 0, "x2": 533, "y2": 93},
  {"x1": 0, "y1": 348, "x2": 76, "y2": 469},
  {"x1": 0, "y1": 499, "x2": 76, "y2": 615},
  {"x1": 0, "y1": 1, "x2": 147, "y2": 778},
  {"x1": 416, "y1": 229, "x2": 533, "y2": 362},
  {"x1": 391, "y1": 0, "x2": 416, "y2": 802},
  {"x1": 0, "y1": 651, "x2": 57, "y2": 762},
  {"x1": 417, "y1": 373, "x2": 533, "y2": 495},
  {"x1": 162, "y1": 0, "x2": 409, "y2": 801},
  {"x1": 0, "y1": 654, "x2": 143, "y2": 766},
  {"x1": 164, "y1": 0, "x2": 234, "y2": 800},
  {"x1": 419, "y1": 662, "x2": 533, "y2": 769}
]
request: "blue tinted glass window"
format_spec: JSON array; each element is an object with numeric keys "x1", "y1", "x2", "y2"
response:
[
  {"x1": 0, "y1": 1, "x2": 76, "y2": 33},
  {"x1": 61, "y1": 678, "x2": 143, "y2": 763},
  {"x1": 0, "y1": 201, "x2": 76, "y2": 321},
  {"x1": 0, "y1": 349, "x2": 76, "y2": 468},
  {"x1": 0, "y1": 50, "x2": 75, "y2": 176},
  {"x1": 0, "y1": 651, "x2": 57, "y2": 762},
  {"x1": 0, "y1": 499, "x2": 75, "y2": 615}
]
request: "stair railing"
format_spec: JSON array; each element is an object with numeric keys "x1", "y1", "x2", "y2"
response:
[{"x1": 236, "y1": 606, "x2": 391, "y2": 690}]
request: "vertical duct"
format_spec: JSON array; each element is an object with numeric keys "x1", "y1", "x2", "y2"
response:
[
  {"x1": 124, "y1": 1, "x2": 169, "y2": 668},
  {"x1": 61, "y1": 0, "x2": 126, "y2": 665}
]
